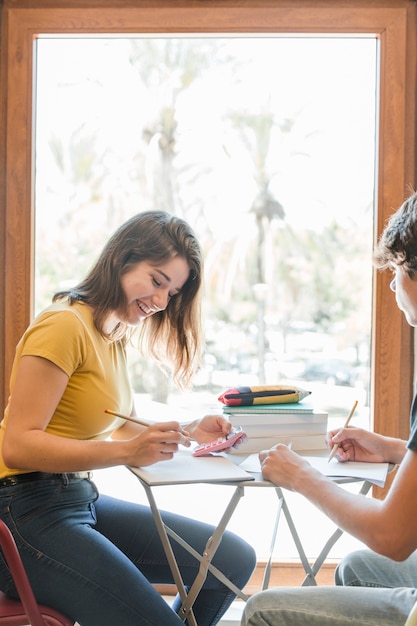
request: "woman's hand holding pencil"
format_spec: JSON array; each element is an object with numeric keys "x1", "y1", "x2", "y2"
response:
[
  {"x1": 105, "y1": 409, "x2": 193, "y2": 466},
  {"x1": 105, "y1": 408, "x2": 189, "y2": 436},
  {"x1": 105, "y1": 409, "x2": 234, "y2": 447}
]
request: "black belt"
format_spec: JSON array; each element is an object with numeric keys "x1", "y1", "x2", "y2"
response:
[{"x1": 0, "y1": 471, "x2": 92, "y2": 488}]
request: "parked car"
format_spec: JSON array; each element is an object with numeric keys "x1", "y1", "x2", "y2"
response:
[{"x1": 302, "y1": 357, "x2": 357, "y2": 386}]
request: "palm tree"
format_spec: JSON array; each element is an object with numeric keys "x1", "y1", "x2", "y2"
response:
[{"x1": 128, "y1": 37, "x2": 225, "y2": 400}]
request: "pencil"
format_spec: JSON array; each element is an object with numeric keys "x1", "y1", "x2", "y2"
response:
[
  {"x1": 104, "y1": 409, "x2": 191, "y2": 437},
  {"x1": 328, "y1": 400, "x2": 359, "y2": 462},
  {"x1": 105, "y1": 408, "x2": 151, "y2": 428}
]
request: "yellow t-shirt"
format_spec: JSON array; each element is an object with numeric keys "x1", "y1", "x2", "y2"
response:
[{"x1": 0, "y1": 301, "x2": 133, "y2": 477}]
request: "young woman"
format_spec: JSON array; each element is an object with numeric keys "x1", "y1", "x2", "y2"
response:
[
  {"x1": 0, "y1": 211, "x2": 256, "y2": 626},
  {"x1": 242, "y1": 191, "x2": 417, "y2": 626}
]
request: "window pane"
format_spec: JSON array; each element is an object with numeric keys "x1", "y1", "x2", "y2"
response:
[{"x1": 34, "y1": 36, "x2": 377, "y2": 430}]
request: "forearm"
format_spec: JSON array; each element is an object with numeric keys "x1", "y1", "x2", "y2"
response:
[
  {"x1": 383, "y1": 435, "x2": 408, "y2": 465},
  {"x1": 293, "y1": 466, "x2": 385, "y2": 548},
  {"x1": 4, "y1": 419, "x2": 191, "y2": 473},
  {"x1": 3, "y1": 430, "x2": 131, "y2": 473}
]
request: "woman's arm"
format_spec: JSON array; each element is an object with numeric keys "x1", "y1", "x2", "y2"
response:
[
  {"x1": 3, "y1": 355, "x2": 189, "y2": 472},
  {"x1": 260, "y1": 444, "x2": 417, "y2": 561}
]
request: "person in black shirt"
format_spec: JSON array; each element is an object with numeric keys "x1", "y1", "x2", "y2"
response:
[{"x1": 242, "y1": 191, "x2": 417, "y2": 626}]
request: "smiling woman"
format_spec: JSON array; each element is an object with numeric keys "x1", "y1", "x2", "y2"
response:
[
  {"x1": 120, "y1": 257, "x2": 190, "y2": 324},
  {"x1": 0, "y1": 207, "x2": 257, "y2": 625},
  {"x1": 51, "y1": 210, "x2": 203, "y2": 388}
]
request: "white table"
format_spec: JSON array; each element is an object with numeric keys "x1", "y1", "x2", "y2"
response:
[{"x1": 129, "y1": 451, "x2": 377, "y2": 625}]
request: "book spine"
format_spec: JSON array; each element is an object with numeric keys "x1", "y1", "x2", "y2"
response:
[
  {"x1": 239, "y1": 422, "x2": 327, "y2": 436},
  {"x1": 229, "y1": 433, "x2": 327, "y2": 454},
  {"x1": 227, "y1": 412, "x2": 328, "y2": 426},
  {"x1": 222, "y1": 403, "x2": 318, "y2": 414}
]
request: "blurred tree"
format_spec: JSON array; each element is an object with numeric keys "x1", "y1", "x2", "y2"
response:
[
  {"x1": 128, "y1": 38, "x2": 226, "y2": 400},
  {"x1": 35, "y1": 36, "x2": 373, "y2": 406}
]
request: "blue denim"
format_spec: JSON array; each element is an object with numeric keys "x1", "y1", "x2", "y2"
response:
[
  {"x1": 242, "y1": 548, "x2": 417, "y2": 626},
  {"x1": 0, "y1": 474, "x2": 256, "y2": 626},
  {"x1": 335, "y1": 548, "x2": 417, "y2": 589}
]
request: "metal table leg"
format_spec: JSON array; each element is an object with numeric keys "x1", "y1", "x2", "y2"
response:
[
  {"x1": 140, "y1": 481, "x2": 246, "y2": 625},
  {"x1": 300, "y1": 480, "x2": 372, "y2": 586}
]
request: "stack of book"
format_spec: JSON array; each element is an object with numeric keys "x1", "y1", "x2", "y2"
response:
[{"x1": 221, "y1": 402, "x2": 328, "y2": 454}]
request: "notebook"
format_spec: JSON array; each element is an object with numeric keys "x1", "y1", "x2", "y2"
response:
[
  {"x1": 129, "y1": 450, "x2": 255, "y2": 486},
  {"x1": 239, "y1": 454, "x2": 389, "y2": 487}
]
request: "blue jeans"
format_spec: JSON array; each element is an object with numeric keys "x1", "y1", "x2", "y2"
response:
[
  {"x1": 242, "y1": 548, "x2": 417, "y2": 625},
  {"x1": 0, "y1": 474, "x2": 256, "y2": 626}
]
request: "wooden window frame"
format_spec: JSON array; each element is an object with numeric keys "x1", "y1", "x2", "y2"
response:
[{"x1": 0, "y1": 1, "x2": 416, "y2": 468}]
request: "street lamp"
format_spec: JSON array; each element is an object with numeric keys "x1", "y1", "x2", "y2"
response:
[{"x1": 252, "y1": 282, "x2": 269, "y2": 384}]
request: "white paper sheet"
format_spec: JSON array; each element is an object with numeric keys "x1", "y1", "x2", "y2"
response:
[
  {"x1": 239, "y1": 453, "x2": 389, "y2": 487},
  {"x1": 129, "y1": 450, "x2": 255, "y2": 486}
]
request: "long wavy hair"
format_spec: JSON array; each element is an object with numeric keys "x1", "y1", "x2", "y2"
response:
[
  {"x1": 53, "y1": 211, "x2": 203, "y2": 389},
  {"x1": 374, "y1": 191, "x2": 417, "y2": 277}
]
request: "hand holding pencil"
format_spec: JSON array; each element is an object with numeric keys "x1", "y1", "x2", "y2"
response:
[
  {"x1": 105, "y1": 408, "x2": 190, "y2": 437},
  {"x1": 104, "y1": 409, "x2": 193, "y2": 467},
  {"x1": 105, "y1": 409, "x2": 236, "y2": 447},
  {"x1": 328, "y1": 400, "x2": 358, "y2": 462}
]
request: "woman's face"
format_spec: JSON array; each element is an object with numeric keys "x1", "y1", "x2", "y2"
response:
[
  {"x1": 119, "y1": 256, "x2": 190, "y2": 326},
  {"x1": 390, "y1": 264, "x2": 417, "y2": 327}
]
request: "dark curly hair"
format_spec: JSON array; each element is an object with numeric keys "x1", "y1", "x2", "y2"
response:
[{"x1": 374, "y1": 191, "x2": 417, "y2": 277}]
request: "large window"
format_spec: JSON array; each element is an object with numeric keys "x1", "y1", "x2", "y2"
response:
[{"x1": 34, "y1": 35, "x2": 377, "y2": 427}]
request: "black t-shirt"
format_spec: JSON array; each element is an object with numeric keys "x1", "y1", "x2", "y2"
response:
[{"x1": 407, "y1": 390, "x2": 417, "y2": 452}]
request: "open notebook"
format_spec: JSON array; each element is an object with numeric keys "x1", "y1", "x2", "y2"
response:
[
  {"x1": 239, "y1": 453, "x2": 389, "y2": 487},
  {"x1": 129, "y1": 450, "x2": 255, "y2": 486}
]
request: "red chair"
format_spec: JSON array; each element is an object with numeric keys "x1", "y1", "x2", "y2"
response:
[{"x1": 0, "y1": 519, "x2": 74, "y2": 625}]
